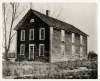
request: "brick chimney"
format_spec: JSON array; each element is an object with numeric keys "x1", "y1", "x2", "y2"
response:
[{"x1": 46, "y1": 10, "x2": 50, "y2": 16}]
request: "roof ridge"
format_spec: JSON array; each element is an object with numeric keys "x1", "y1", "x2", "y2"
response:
[
  {"x1": 14, "y1": 9, "x2": 88, "y2": 36},
  {"x1": 32, "y1": 9, "x2": 88, "y2": 36},
  {"x1": 32, "y1": 9, "x2": 72, "y2": 26}
]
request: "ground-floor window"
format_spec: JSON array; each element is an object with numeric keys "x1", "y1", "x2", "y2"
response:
[
  {"x1": 39, "y1": 44, "x2": 45, "y2": 56},
  {"x1": 72, "y1": 45, "x2": 75, "y2": 56},
  {"x1": 61, "y1": 45, "x2": 65, "y2": 57},
  {"x1": 80, "y1": 47, "x2": 83, "y2": 57},
  {"x1": 20, "y1": 44, "x2": 25, "y2": 55}
]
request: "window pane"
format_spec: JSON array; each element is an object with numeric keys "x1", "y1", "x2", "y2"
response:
[
  {"x1": 41, "y1": 29, "x2": 44, "y2": 39},
  {"x1": 72, "y1": 46, "x2": 75, "y2": 55},
  {"x1": 80, "y1": 35, "x2": 83, "y2": 44},
  {"x1": 40, "y1": 45, "x2": 44, "y2": 56},
  {"x1": 40, "y1": 28, "x2": 45, "y2": 40},
  {"x1": 21, "y1": 45, "x2": 24, "y2": 55},
  {"x1": 30, "y1": 46, "x2": 33, "y2": 54},
  {"x1": 21, "y1": 46, "x2": 23, "y2": 54},
  {"x1": 30, "y1": 29, "x2": 34, "y2": 40},
  {"x1": 30, "y1": 19, "x2": 34, "y2": 23},
  {"x1": 61, "y1": 30, "x2": 65, "y2": 41},
  {"x1": 61, "y1": 45, "x2": 65, "y2": 57},
  {"x1": 80, "y1": 47, "x2": 83, "y2": 56},
  {"x1": 72, "y1": 33, "x2": 75, "y2": 43},
  {"x1": 31, "y1": 34, "x2": 33, "y2": 39},
  {"x1": 21, "y1": 30, "x2": 25, "y2": 40},
  {"x1": 31, "y1": 30, "x2": 33, "y2": 35}
]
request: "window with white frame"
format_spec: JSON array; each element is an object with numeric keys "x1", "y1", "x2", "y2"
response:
[
  {"x1": 61, "y1": 30, "x2": 65, "y2": 42},
  {"x1": 72, "y1": 45, "x2": 75, "y2": 56},
  {"x1": 21, "y1": 30, "x2": 25, "y2": 41},
  {"x1": 72, "y1": 33, "x2": 75, "y2": 43},
  {"x1": 39, "y1": 28, "x2": 45, "y2": 40},
  {"x1": 80, "y1": 47, "x2": 83, "y2": 57},
  {"x1": 61, "y1": 45, "x2": 65, "y2": 57},
  {"x1": 80, "y1": 35, "x2": 83, "y2": 44},
  {"x1": 20, "y1": 44, "x2": 25, "y2": 55},
  {"x1": 30, "y1": 19, "x2": 34, "y2": 23},
  {"x1": 29, "y1": 29, "x2": 34, "y2": 40},
  {"x1": 39, "y1": 44, "x2": 44, "y2": 56}
]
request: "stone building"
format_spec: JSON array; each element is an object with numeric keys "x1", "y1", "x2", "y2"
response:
[{"x1": 14, "y1": 9, "x2": 88, "y2": 62}]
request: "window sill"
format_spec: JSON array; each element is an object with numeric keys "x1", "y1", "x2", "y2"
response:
[
  {"x1": 61, "y1": 41, "x2": 65, "y2": 42},
  {"x1": 39, "y1": 39, "x2": 45, "y2": 40},
  {"x1": 20, "y1": 54, "x2": 24, "y2": 55},
  {"x1": 39, "y1": 55, "x2": 44, "y2": 56},
  {"x1": 21, "y1": 40, "x2": 25, "y2": 41}
]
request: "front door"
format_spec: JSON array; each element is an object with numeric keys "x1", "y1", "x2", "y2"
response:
[{"x1": 29, "y1": 44, "x2": 34, "y2": 60}]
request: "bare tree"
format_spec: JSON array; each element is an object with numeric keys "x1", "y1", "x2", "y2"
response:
[
  {"x1": 2, "y1": 3, "x2": 25, "y2": 60},
  {"x1": 28, "y1": 3, "x2": 62, "y2": 19}
]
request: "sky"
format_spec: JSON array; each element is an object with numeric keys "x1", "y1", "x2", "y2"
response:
[{"x1": 3, "y1": 2, "x2": 98, "y2": 54}]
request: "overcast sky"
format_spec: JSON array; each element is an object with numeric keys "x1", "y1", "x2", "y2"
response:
[{"x1": 7, "y1": 3, "x2": 98, "y2": 53}]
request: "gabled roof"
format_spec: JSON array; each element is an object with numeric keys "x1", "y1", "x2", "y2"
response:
[{"x1": 14, "y1": 9, "x2": 88, "y2": 36}]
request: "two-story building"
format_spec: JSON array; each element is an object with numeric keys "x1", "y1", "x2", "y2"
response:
[{"x1": 14, "y1": 9, "x2": 88, "y2": 62}]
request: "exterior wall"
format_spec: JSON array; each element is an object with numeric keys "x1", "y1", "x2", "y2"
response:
[
  {"x1": 82, "y1": 36, "x2": 87, "y2": 58},
  {"x1": 17, "y1": 13, "x2": 50, "y2": 62},
  {"x1": 65, "y1": 31, "x2": 72, "y2": 59},
  {"x1": 52, "y1": 28, "x2": 62, "y2": 62},
  {"x1": 75, "y1": 34, "x2": 80, "y2": 58},
  {"x1": 51, "y1": 27, "x2": 87, "y2": 62}
]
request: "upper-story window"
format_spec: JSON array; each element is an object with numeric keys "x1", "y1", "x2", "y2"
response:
[
  {"x1": 61, "y1": 30, "x2": 65, "y2": 42},
  {"x1": 30, "y1": 19, "x2": 34, "y2": 23},
  {"x1": 21, "y1": 30, "x2": 25, "y2": 41},
  {"x1": 39, "y1": 28, "x2": 45, "y2": 40},
  {"x1": 80, "y1": 35, "x2": 83, "y2": 44},
  {"x1": 29, "y1": 29, "x2": 34, "y2": 40},
  {"x1": 72, "y1": 33, "x2": 75, "y2": 43}
]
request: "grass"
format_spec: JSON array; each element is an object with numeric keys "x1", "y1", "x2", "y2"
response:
[{"x1": 2, "y1": 59, "x2": 97, "y2": 79}]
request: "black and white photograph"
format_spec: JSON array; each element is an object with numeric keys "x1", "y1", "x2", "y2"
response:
[{"x1": 1, "y1": 0, "x2": 98, "y2": 79}]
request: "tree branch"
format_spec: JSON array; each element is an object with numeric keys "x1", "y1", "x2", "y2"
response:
[{"x1": 56, "y1": 8, "x2": 62, "y2": 19}]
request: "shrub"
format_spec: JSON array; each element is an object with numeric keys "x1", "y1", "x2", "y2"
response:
[
  {"x1": 13, "y1": 69, "x2": 19, "y2": 76},
  {"x1": 88, "y1": 51, "x2": 97, "y2": 61},
  {"x1": 3, "y1": 68, "x2": 12, "y2": 77}
]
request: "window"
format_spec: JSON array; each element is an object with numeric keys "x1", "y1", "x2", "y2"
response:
[
  {"x1": 39, "y1": 44, "x2": 45, "y2": 56},
  {"x1": 21, "y1": 30, "x2": 25, "y2": 41},
  {"x1": 39, "y1": 28, "x2": 45, "y2": 40},
  {"x1": 20, "y1": 44, "x2": 25, "y2": 55},
  {"x1": 80, "y1": 35, "x2": 83, "y2": 44},
  {"x1": 61, "y1": 30, "x2": 65, "y2": 42},
  {"x1": 72, "y1": 45, "x2": 75, "y2": 56},
  {"x1": 29, "y1": 29, "x2": 34, "y2": 40},
  {"x1": 61, "y1": 45, "x2": 65, "y2": 57},
  {"x1": 80, "y1": 47, "x2": 83, "y2": 57},
  {"x1": 72, "y1": 33, "x2": 75, "y2": 43},
  {"x1": 30, "y1": 19, "x2": 34, "y2": 23}
]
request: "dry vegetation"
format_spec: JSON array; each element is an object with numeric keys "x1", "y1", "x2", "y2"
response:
[{"x1": 2, "y1": 58, "x2": 97, "y2": 79}]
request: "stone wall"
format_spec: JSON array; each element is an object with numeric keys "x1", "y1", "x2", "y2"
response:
[{"x1": 51, "y1": 27, "x2": 87, "y2": 62}]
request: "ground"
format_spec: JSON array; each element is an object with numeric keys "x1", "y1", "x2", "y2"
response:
[{"x1": 2, "y1": 58, "x2": 97, "y2": 79}]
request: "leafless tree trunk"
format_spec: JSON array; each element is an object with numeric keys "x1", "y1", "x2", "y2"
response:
[{"x1": 2, "y1": 3, "x2": 25, "y2": 60}]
